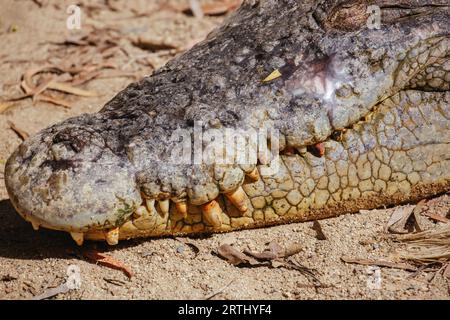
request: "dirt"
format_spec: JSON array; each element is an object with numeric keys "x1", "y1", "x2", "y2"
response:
[{"x1": 0, "y1": 0, "x2": 449, "y2": 300}]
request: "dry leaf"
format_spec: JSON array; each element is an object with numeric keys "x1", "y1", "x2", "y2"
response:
[
  {"x1": 132, "y1": 36, "x2": 179, "y2": 51},
  {"x1": 422, "y1": 212, "x2": 450, "y2": 223},
  {"x1": 47, "y1": 82, "x2": 98, "y2": 97},
  {"x1": 37, "y1": 94, "x2": 72, "y2": 108},
  {"x1": 7, "y1": 121, "x2": 29, "y2": 141},
  {"x1": 387, "y1": 205, "x2": 415, "y2": 234},
  {"x1": 83, "y1": 249, "x2": 133, "y2": 278},
  {"x1": 243, "y1": 241, "x2": 302, "y2": 260},
  {"x1": 396, "y1": 223, "x2": 450, "y2": 263},
  {"x1": 443, "y1": 264, "x2": 450, "y2": 279},
  {"x1": 32, "y1": 283, "x2": 70, "y2": 300},
  {"x1": 182, "y1": 0, "x2": 242, "y2": 16},
  {"x1": 0, "y1": 102, "x2": 13, "y2": 113},
  {"x1": 217, "y1": 244, "x2": 259, "y2": 266}
]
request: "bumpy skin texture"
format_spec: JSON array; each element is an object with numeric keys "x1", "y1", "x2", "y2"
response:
[{"x1": 4, "y1": 0, "x2": 450, "y2": 243}]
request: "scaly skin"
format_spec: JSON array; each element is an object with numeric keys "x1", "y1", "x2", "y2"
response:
[{"x1": 4, "y1": 0, "x2": 450, "y2": 245}]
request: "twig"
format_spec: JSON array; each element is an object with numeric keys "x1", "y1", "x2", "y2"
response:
[
  {"x1": 422, "y1": 212, "x2": 450, "y2": 223},
  {"x1": 341, "y1": 256, "x2": 418, "y2": 272},
  {"x1": 7, "y1": 121, "x2": 29, "y2": 141},
  {"x1": 203, "y1": 280, "x2": 234, "y2": 300}
]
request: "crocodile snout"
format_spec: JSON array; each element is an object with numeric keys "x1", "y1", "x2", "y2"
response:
[{"x1": 5, "y1": 122, "x2": 141, "y2": 244}]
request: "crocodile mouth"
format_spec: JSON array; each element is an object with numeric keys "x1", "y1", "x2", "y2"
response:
[{"x1": 4, "y1": 1, "x2": 450, "y2": 245}]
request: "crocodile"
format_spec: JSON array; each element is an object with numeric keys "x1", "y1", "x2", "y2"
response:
[{"x1": 4, "y1": 0, "x2": 450, "y2": 246}]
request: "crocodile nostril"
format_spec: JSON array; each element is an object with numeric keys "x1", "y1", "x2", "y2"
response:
[{"x1": 53, "y1": 127, "x2": 105, "y2": 153}]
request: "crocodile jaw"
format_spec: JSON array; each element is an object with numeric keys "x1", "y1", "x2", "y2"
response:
[{"x1": 4, "y1": 0, "x2": 450, "y2": 244}]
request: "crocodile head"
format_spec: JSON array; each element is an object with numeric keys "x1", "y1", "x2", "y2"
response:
[{"x1": 5, "y1": 0, "x2": 450, "y2": 244}]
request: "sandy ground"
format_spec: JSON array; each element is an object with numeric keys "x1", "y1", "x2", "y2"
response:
[{"x1": 0, "y1": 0, "x2": 449, "y2": 300}]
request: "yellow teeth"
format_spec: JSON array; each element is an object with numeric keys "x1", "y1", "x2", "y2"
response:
[
  {"x1": 225, "y1": 187, "x2": 248, "y2": 212},
  {"x1": 145, "y1": 199, "x2": 156, "y2": 213},
  {"x1": 27, "y1": 216, "x2": 40, "y2": 231},
  {"x1": 246, "y1": 167, "x2": 260, "y2": 181},
  {"x1": 158, "y1": 199, "x2": 170, "y2": 217},
  {"x1": 175, "y1": 201, "x2": 188, "y2": 219},
  {"x1": 134, "y1": 205, "x2": 148, "y2": 218},
  {"x1": 201, "y1": 200, "x2": 223, "y2": 228},
  {"x1": 105, "y1": 227, "x2": 119, "y2": 245},
  {"x1": 31, "y1": 221, "x2": 39, "y2": 231},
  {"x1": 70, "y1": 232, "x2": 84, "y2": 246}
]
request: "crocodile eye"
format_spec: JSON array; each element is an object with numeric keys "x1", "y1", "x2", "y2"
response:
[
  {"x1": 326, "y1": 1, "x2": 370, "y2": 31},
  {"x1": 315, "y1": 0, "x2": 450, "y2": 32}
]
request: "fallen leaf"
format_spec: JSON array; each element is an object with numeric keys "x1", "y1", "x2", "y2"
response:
[
  {"x1": 22, "y1": 65, "x2": 63, "y2": 93},
  {"x1": 386, "y1": 205, "x2": 415, "y2": 234},
  {"x1": 422, "y1": 212, "x2": 450, "y2": 223},
  {"x1": 83, "y1": 249, "x2": 133, "y2": 278},
  {"x1": 444, "y1": 264, "x2": 450, "y2": 279},
  {"x1": 412, "y1": 200, "x2": 429, "y2": 231},
  {"x1": 70, "y1": 70, "x2": 102, "y2": 86},
  {"x1": 217, "y1": 244, "x2": 259, "y2": 266},
  {"x1": 47, "y1": 82, "x2": 98, "y2": 97},
  {"x1": 7, "y1": 121, "x2": 29, "y2": 140},
  {"x1": 97, "y1": 70, "x2": 137, "y2": 80},
  {"x1": 0, "y1": 101, "x2": 13, "y2": 113},
  {"x1": 243, "y1": 241, "x2": 302, "y2": 260},
  {"x1": 182, "y1": 0, "x2": 242, "y2": 16},
  {"x1": 37, "y1": 94, "x2": 72, "y2": 108},
  {"x1": 396, "y1": 223, "x2": 450, "y2": 263},
  {"x1": 32, "y1": 283, "x2": 70, "y2": 300},
  {"x1": 189, "y1": 0, "x2": 204, "y2": 18},
  {"x1": 132, "y1": 37, "x2": 179, "y2": 51},
  {"x1": 216, "y1": 243, "x2": 319, "y2": 285},
  {"x1": 282, "y1": 243, "x2": 303, "y2": 257}
]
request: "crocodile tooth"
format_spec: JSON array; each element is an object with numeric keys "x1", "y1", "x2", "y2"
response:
[
  {"x1": 26, "y1": 216, "x2": 40, "y2": 230},
  {"x1": 175, "y1": 201, "x2": 188, "y2": 219},
  {"x1": 145, "y1": 199, "x2": 155, "y2": 213},
  {"x1": 70, "y1": 232, "x2": 84, "y2": 246},
  {"x1": 158, "y1": 199, "x2": 170, "y2": 217},
  {"x1": 201, "y1": 200, "x2": 223, "y2": 228},
  {"x1": 258, "y1": 149, "x2": 270, "y2": 165},
  {"x1": 295, "y1": 146, "x2": 307, "y2": 155},
  {"x1": 105, "y1": 228, "x2": 119, "y2": 245},
  {"x1": 134, "y1": 205, "x2": 148, "y2": 218},
  {"x1": 246, "y1": 167, "x2": 260, "y2": 181},
  {"x1": 225, "y1": 187, "x2": 248, "y2": 212}
]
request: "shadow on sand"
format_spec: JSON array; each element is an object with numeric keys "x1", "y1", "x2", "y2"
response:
[{"x1": 0, "y1": 199, "x2": 161, "y2": 260}]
